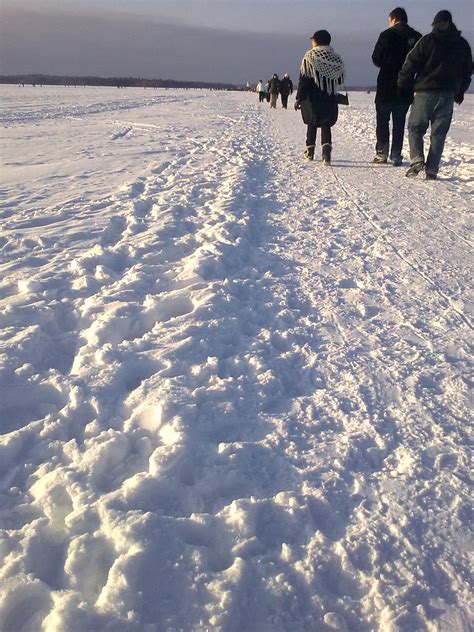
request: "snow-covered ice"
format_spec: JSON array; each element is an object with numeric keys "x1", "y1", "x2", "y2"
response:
[{"x1": 0, "y1": 86, "x2": 473, "y2": 631}]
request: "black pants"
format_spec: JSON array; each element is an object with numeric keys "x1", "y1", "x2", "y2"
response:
[
  {"x1": 375, "y1": 101, "x2": 410, "y2": 159},
  {"x1": 258, "y1": 92, "x2": 266, "y2": 103},
  {"x1": 281, "y1": 93, "x2": 289, "y2": 108},
  {"x1": 306, "y1": 124, "x2": 332, "y2": 149}
]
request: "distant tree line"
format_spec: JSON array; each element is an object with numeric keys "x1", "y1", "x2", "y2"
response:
[{"x1": 0, "y1": 74, "x2": 243, "y2": 90}]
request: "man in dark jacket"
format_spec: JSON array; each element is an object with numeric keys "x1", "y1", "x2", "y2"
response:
[
  {"x1": 372, "y1": 7, "x2": 421, "y2": 165},
  {"x1": 268, "y1": 74, "x2": 280, "y2": 108},
  {"x1": 399, "y1": 10, "x2": 472, "y2": 179},
  {"x1": 279, "y1": 74, "x2": 293, "y2": 108}
]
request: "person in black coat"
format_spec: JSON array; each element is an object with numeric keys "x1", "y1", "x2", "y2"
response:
[
  {"x1": 372, "y1": 7, "x2": 421, "y2": 165},
  {"x1": 294, "y1": 30, "x2": 345, "y2": 165},
  {"x1": 399, "y1": 10, "x2": 472, "y2": 179},
  {"x1": 279, "y1": 74, "x2": 293, "y2": 109},
  {"x1": 268, "y1": 74, "x2": 280, "y2": 108}
]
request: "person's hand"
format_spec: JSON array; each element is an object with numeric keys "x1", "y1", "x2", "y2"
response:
[
  {"x1": 294, "y1": 101, "x2": 301, "y2": 111},
  {"x1": 454, "y1": 93, "x2": 464, "y2": 105}
]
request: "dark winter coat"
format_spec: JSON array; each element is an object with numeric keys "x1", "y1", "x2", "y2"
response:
[
  {"x1": 372, "y1": 22, "x2": 422, "y2": 103},
  {"x1": 296, "y1": 76, "x2": 338, "y2": 127},
  {"x1": 279, "y1": 77, "x2": 293, "y2": 96},
  {"x1": 268, "y1": 77, "x2": 280, "y2": 95},
  {"x1": 398, "y1": 23, "x2": 472, "y2": 99}
]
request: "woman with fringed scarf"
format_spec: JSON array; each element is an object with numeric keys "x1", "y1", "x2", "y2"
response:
[{"x1": 295, "y1": 30, "x2": 345, "y2": 165}]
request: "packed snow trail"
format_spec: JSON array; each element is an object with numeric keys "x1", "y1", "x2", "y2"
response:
[{"x1": 0, "y1": 87, "x2": 472, "y2": 631}]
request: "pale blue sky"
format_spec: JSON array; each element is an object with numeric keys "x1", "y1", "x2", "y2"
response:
[{"x1": 2, "y1": 1, "x2": 473, "y2": 84}]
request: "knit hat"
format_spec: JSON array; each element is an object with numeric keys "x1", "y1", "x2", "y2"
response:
[
  {"x1": 432, "y1": 10, "x2": 452, "y2": 25},
  {"x1": 311, "y1": 30, "x2": 331, "y2": 45}
]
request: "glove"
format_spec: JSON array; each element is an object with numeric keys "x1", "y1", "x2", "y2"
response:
[
  {"x1": 294, "y1": 101, "x2": 301, "y2": 111},
  {"x1": 454, "y1": 93, "x2": 464, "y2": 105}
]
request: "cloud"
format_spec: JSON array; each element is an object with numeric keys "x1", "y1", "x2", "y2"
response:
[{"x1": 0, "y1": 4, "x2": 435, "y2": 86}]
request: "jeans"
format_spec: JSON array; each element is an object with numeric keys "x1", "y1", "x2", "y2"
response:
[
  {"x1": 408, "y1": 91, "x2": 454, "y2": 175},
  {"x1": 281, "y1": 93, "x2": 289, "y2": 108},
  {"x1": 375, "y1": 102, "x2": 410, "y2": 159},
  {"x1": 306, "y1": 124, "x2": 332, "y2": 149},
  {"x1": 270, "y1": 93, "x2": 278, "y2": 108}
]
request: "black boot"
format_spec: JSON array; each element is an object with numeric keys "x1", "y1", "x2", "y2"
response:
[
  {"x1": 304, "y1": 145, "x2": 315, "y2": 161},
  {"x1": 322, "y1": 143, "x2": 332, "y2": 166}
]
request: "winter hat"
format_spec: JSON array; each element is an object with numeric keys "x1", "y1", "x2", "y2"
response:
[
  {"x1": 311, "y1": 30, "x2": 331, "y2": 45},
  {"x1": 432, "y1": 10, "x2": 452, "y2": 25}
]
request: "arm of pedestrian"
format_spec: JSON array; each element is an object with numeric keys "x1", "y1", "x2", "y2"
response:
[
  {"x1": 371, "y1": 34, "x2": 386, "y2": 67},
  {"x1": 398, "y1": 37, "x2": 426, "y2": 88},
  {"x1": 459, "y1": 43, "x2": 473, "y2": 98}
]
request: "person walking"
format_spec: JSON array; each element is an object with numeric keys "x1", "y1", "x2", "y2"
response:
[
  {"x1": 372, "y1": 7, "x2": 421, "y2": 165},
  {"x1": 294, "y1": 30, "x2": 345, "y2": 165},
  {"x1": 268, "y1": 74, "x2": 280, "y2": 108},
  {"x1": 256, "y1": 80, "x2": 266, "y2": 103},
  {"x1": 265, "y1": 79, "x2": 271, "y2": 102},
  {"x1": 279, "y1": 73, "x2": 293, "y2": 108},
  {"x1": 398, "y1": 10, "x2": 472, "y2": 180}
]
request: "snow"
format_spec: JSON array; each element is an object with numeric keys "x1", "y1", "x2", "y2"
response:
[{"x1": 0, "y1": 85, "x2": 473, "y2": 631}]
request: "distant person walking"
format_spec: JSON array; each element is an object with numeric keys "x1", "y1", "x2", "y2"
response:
[
  {"x1": 294, "y1": 30, "x2": 345, "y2": 165},
  {"x1": 399, "y1": 10, "x2": 472, "y2": 179},
  {"x1": 268, "y1": 74, "x2": 280, "y2": 108},
  {"x1": 372, "y1": 7, "x2": 421, "y2": 165},
  {"x1": 279, "y1": 74, "x2": 294, "y2": 108},
  {"x1": 256, "y1": 80, "x2": 266, "y2": 103}
]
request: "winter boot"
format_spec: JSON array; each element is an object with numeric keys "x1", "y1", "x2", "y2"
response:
[
  {"x1": 425, "y1": 172, "x2": 437, "y2": 181},
  {"x1": 322, "y1": 143, "x2": 332, "y2": 166},
  {"x1": 405, "y1": 162, "x2": 425, "y2": 178},
  {"x1": 304, "y1": 145, "x2": 315, "y2": 161},
  {"x1": 391, "y1": 155, "x2": 403, "y2": 167},
  {"x1": 372, "y1": 153, "x2": 388, "y2": 164}
]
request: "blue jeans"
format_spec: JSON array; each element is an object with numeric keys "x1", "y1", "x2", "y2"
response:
[{"x1": 408, "y1": 91, "x2": 454, "y2": 175}]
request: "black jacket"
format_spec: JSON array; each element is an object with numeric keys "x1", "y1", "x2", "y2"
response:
[
  {"x1": 279, "y1": 77, "x2": 293, "y2": 96},
  {"x1": 268, "y1": 77, "x2": 280, "y2": 95},
  {"x1": 296, "y1": 76, "x2": 338, "y2": 127},
  {"x1": 398, "y1": 23, "x2": 472, "y2": 97},
  {"x1": 372, "y1": 22, "x2": 422, "y2": 103}
]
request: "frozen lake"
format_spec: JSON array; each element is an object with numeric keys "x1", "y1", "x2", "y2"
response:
[{"x1": 0, "y1": 86, "x2": 473, "y2": 631}]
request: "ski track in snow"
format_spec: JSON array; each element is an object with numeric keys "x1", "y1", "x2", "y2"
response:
[{"x1": 0, "y1": 87, "x2": 473, "y2": 632}]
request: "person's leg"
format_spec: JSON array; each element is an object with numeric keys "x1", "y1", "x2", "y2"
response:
[
  {"x1": 407, "y1": 93, "x2": 431, "y2": 167},
  {"x1": 390, "y1": 103, "x2": 410, "y2": 163},
  {"x1": 305, "y1": 124, "x2": 317, "y2": 159},
  {"x1": 375, "y1": 102, "x2": 390, "y2": 160},
  {"x1": 321, "y1": 126, "x2": 332, "y2": 163},
  {"x1": 270, "y1": 93, "x2": 277, "y2": 108},
  {"x1": 425, "y1": 92, "x2": 454, "y2": 176},
  {"x1": 321, "y1": 126, "x2": 332, "y2": 146},
  {"x1": 281, "y1": 93, "x2": 288, "y2": 108}
]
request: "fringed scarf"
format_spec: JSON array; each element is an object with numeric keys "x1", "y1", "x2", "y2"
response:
[{"x1": 300, "y1": 45, "x2": 345, "y2": 95}]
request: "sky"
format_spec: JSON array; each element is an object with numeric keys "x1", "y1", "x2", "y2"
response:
[{"x1": 1, "y1": 0, "x2": 473, "y2": 85}]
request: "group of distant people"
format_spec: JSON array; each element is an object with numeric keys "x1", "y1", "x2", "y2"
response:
[
  {"x1": 256, "y1": 8, "x2": 472, "y2": 178},
  {"x1": 256, "y1": 74, "x2": 294, "y2": 109}
]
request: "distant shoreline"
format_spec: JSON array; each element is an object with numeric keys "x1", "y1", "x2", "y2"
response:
[{"x1": 0, "y1": 74, "x2": 377, "y2": 92}]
